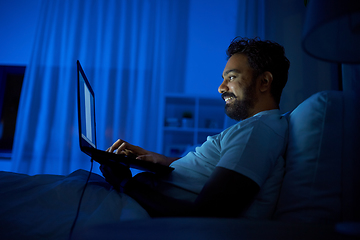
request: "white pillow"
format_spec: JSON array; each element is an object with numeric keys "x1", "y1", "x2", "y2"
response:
[{"x1": 274, "y1": 91, "x2": 343, "y2": 223}]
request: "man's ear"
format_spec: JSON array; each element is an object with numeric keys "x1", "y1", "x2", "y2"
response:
[{"x1": 259, "y1": 71, "x2": 273, "y2": 93}]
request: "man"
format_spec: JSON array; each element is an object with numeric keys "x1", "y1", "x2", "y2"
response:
[{"x1": 101, "y1": 37, "x2": 290, "y2": 219}]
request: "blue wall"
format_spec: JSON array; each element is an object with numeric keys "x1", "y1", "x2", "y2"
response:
[
  {"x1": 0, "y1": 0, "x2": 42, "y2": 66},
  {"x1": 184, "y1": 0, "x2": 238, "y2": 97},
  {"x1": 0, "y1": 0, "x2": 41, "y2": 170}
]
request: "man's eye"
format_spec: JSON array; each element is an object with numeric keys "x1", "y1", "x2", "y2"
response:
[{"x1": 229, "y1": 76, "x2": 235, "y2": 81}]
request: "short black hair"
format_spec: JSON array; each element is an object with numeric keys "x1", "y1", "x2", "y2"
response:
[{"x1": 226, "y1": 37, "x2": 290, "y2": 106}]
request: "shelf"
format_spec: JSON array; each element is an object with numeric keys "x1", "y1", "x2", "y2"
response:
[
  {"x1": 159, "y1": 94, "x2": 230, "y2": 157},
  {"x1": 164, "y1": 127, "x2": 196, "y2": 132},
  {"x1": 197, "y1": 128, "x2": 223, "y2": 133},
  {"x1": 164, "y1": 127, "x2": 223, "y2": 132}
]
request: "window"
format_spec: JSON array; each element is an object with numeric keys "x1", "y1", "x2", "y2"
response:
[{"x1": 0, "y1": 66, "x2": 25, "y2": 159}]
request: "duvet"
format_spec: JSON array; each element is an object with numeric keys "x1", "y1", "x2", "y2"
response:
[{"x1": 0, "y1": 169, "x2": 150, "y2": 240}]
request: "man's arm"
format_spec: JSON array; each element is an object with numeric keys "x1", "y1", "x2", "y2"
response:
[{"x1": 124, "y1": 166, "x2": 260, "y2": 218}]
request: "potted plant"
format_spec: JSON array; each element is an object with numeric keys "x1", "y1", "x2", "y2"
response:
[{"x1": 182, "y1": 112, "x2": 193, "y2": 128}]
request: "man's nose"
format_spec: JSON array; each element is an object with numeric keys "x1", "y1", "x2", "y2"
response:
[{"x1": 218, "y1": 80, "x2": 228, "y2": 93}]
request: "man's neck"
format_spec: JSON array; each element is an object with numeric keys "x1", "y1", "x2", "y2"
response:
[{"x1": 247, "y1": 100, "x2": 279, "y2": 118}]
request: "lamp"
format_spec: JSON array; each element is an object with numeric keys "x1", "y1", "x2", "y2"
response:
[{"x1": 302, "y1": 0, "x2": 360, "y2": 64}]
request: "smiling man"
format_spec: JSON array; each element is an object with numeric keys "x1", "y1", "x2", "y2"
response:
[
  {"x1": 101, "y1": 37, "x2": 290, "y2": 219},
  {"x1": 220, "y1": 53, "x2": 260, "y2": 121}
]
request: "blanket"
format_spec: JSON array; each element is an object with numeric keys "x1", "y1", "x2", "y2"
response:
[{"x1": 0, "y1": 169, "x2": 150, "y2": 240}]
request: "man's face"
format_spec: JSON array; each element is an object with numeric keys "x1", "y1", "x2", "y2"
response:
[{"x1": 219, "y1": 53, "x2": 258, "y2": 121}]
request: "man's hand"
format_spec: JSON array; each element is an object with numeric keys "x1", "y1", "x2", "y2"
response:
[
  {"x1": 106, "y1": 139, "x2": 179, "y2": 166},
  {"x1": 100, "y1": 163, "x2": 132, "y2": 192}
]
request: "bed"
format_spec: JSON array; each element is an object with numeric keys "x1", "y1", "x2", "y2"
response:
[{"x1": 0, "y1": 91, "x2": 359, "y2": 240}]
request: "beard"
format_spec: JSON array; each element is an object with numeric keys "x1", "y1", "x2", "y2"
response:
[{"x1": 222, "y1": 81, "x2": 257, "y2": 121}]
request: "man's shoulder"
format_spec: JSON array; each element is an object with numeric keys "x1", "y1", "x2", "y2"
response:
[
  {"x1": 255, "y1": 110, "x2": 288, "y2": 138},
  {"x1": 219, "y1": 110, "x2": 288, "y2": 141}
]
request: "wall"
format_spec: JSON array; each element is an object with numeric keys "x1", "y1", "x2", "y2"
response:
[
  {"x1": 0, "y1": 0, "x2": 41, "y2": 171},
  {"x1": 183, "y1": 0, "x2": 238, "y2": 97},
  {"x1": 0, "y1": 0, "x2": 42, "y2": 65},
  {"x1": 263, "y1": 0, "x2": 338, "y2": 113}
]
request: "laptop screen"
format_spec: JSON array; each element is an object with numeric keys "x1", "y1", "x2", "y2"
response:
[{"x1": 77, "y1": 61, "x2": 96, "y2": 149}]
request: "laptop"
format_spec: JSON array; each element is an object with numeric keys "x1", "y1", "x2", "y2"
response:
[{"x1": 77, "y1": 60, "x2": 174, "y2": 175}]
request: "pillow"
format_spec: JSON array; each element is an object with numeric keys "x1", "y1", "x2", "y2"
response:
[{"x1": 273, "y1": 91, "x2": 343, "y2": 223}]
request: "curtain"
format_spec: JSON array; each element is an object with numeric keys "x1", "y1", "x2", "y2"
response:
[
  {"x1": 11, "y1": 0, "x2": 189, "y2": 175},
  {"x1": 236, "y1": 0, "x2": 266, "y2": 39}
]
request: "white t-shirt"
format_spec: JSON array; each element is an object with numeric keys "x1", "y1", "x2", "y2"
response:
[{"x1": 164, "y1": 109, "x2": 288, "y2": 219}]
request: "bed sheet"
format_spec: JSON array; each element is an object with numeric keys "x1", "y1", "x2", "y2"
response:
[{"x1": 0, "y1": 169, "x2": 150, "y2": 240}]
